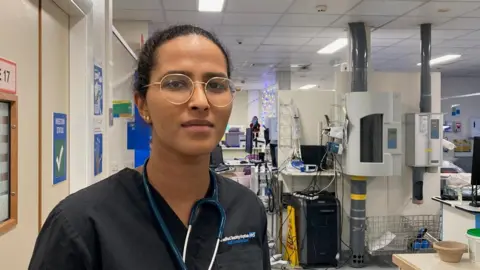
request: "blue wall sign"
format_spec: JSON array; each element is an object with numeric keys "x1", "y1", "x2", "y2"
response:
[
  {"x1": 94, "y1": 64, "x2": 103, "y2": 116},
  {"x1": 53, "y1": 113, "x2": 67, "y2": 185},
  {"x1": 94, "y1": 133, "x2": 103, "y2": 176}
]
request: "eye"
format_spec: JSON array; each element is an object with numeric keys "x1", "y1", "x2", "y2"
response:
[
  {"x1": 161, "y1": 75, "x2": 192, "y2": 91},
  {"x1": 207, "y1": 78, "x2": 230, "y2": 93}
]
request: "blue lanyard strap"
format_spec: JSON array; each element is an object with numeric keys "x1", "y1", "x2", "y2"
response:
[{"x1": 142, "y1": 167, "x2": 188, "y2": 270}]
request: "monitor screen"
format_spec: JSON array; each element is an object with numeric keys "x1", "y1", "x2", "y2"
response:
[
  {"x1": 245, "y1": 128, "x2": 253, "y2": 154},
  {"x1": 472, "y1": 137, "x2": 480, "y2": 185},
  {"x1": 210, "y1": 144, "x2": 224, "y2": 168}
]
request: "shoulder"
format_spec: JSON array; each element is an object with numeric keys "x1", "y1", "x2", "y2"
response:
[{"x1": 48, "y1": 168, "x2": 141, "y2": 235}]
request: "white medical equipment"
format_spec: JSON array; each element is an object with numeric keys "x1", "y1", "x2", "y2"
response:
[
  {"x1": 405, "y1": 113, "x2": 444, "y2": 168},
  {"x1": 342, "y1": 92, "x2": 403, "y2": 177}
]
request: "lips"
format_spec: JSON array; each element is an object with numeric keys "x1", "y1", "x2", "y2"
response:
[{"x1": 181, "y1": 119, "x2": 214, "y2": 128}]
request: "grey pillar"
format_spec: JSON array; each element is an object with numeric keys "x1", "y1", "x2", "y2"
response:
[
  {"x1": 348, "y1": 22, "x2": 371, "y2": 268},
  {"x1": 276, "y1": 71, "x2": 291, "y2": 90}
]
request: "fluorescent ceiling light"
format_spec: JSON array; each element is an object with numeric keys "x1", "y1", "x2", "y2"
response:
[
  {"x1": 198, "y1": 0, "x2": 225, "y2": 12},
  {"x1": 299, "y1": 84, "x2": 317, "y2": 90},
  {"x1": 417, "y1": 54, "x2": 461, "y2": 66},
  {"x1": 317, "y1": 38, "x2": 348, "y2": 54}
]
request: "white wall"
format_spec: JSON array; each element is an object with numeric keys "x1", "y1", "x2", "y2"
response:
[
  {"x1": 0, "y1": 1, "x2": 39, "y2": 269},
  {"x1": 442, "y1": 76, "x2": 480, "y2": 141},
  {"x1": 113, "y1": 20, "x2": 148, "y2": 55},
  {"x1": 69, "y1": 0, "x2": 111, "y2": 192},
  {"x1": 41, "y1": 0, "x2": 70, "y2": 223},
  {"x1": 335, "y1": 72, "x2": 442, "y2": 243},
  {"x1": 229, "y1": 90, "x2": 261, "y2": 127},
  {"x1": 108, "y1": 31, "x2": 137, "y2": 173}
]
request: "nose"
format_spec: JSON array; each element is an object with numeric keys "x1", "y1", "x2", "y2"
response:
[{"x1": 188, "y1": 82, "x2": 210, "y2": 111}]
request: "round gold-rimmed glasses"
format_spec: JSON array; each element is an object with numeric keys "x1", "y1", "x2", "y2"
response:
[{"x1": 146, "y1": 74, "x2": 236, "y2": 107}]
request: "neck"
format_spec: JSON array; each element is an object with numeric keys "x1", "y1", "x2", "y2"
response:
[{"x1": 146, "y1": 141, "x2": 211, "y2": 204}]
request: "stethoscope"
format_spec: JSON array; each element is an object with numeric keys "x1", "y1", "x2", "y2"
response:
[{"x1": 142, "y1": 158, "x2": 226, "y2": 270}]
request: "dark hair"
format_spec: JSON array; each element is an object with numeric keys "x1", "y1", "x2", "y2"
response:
[{"x1": 134, "y1": 24, "x2": 231, "y2": 98}]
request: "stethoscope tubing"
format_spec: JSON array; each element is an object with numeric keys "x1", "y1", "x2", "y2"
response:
[{"x1": 142, "y1": 158, "x2": 226, "y2": 270}]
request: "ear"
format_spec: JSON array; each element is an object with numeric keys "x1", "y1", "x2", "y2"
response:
[{"x1": 134, "y1": 92, "x2": 151, "y2": 123}]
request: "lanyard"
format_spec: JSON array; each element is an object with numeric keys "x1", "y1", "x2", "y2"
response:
[{"x1": 142, "y1": 159, "x2": 226, "y2": 270}]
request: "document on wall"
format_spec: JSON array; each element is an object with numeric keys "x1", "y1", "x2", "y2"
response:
[{"x1": 94, "y1": 64, "x2": 103, "y2": 116}]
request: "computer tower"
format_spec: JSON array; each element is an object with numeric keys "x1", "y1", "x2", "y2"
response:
[{"x1": 291, "y1": 195, "x2": 340, "y2": 268}]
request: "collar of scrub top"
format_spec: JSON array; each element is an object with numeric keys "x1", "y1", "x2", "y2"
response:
[{"x1": 142, "y1": 158, "x2": 227, "y2": 270}]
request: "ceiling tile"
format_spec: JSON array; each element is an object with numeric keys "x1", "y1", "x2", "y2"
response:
[
  {"x1": 228, "y1": 45, "x2": 260, "y2": 52},
  {"x1": 269, "y1": 27, "x2": 322, "y2": 37},
  {"x1": 277, "y1": 14, "x2": 340, "y2": 27},
  {"x1": 287, "y1": 0, "x2": 361, "y2": 15},
  {"x1": 162, "y1": 0, "x2": 196, "y2": 11},
  {"x1": 411, "y1": 29, "x2": 472, "y2": 39},
  {"x1": 114, "y1": 9, "x2": 165, "y2": 22},
  {"x1": 165, "y1": 11, "x2": 223, "y2": 25},
  {"x1": 317, "y1": 28, "x2": 348, "y2": 38},
  {"x1": 330, "y1": 15, "x2": 396, "y2": 28},
  {"x1": 371, "y1": 38, "x2": 402, "y2": 46},
  {"x1": 407, "y1": 2, "x2": 480, "y2": 17},
  {"x1": 297, "y1": 45, "x2": 323, "y2": 53},
  {"x1": 222, "y1": 13, "x2": 282, "y2": 26},
  {"x1": 381, "y1": 16, "x2": 450, "y2": 29},
  {"x1": 114, "y1": 0, "x2": 162, "y2": 10},
  {"x1": 457, "y1": 30, "x2": 480, "y2": 39},
  {"x1": 436, "y1": 39, "x2": 480, "y2": 48},
  {"x1": 376, "y1": 45, "x2": 417, "y2": 55},
  {"x1": 257, "y1": 45, "x2": 300, "y2": 52},
  {"x1": 148, "y1": 22, "x2": 168, "y2": 34},
  {"x1": 263, "y1": 37, "x2": 311, "y2": 46},
  {"x1": 436, "y1": 18, "x2": 480, "y2": 30},
  {"x1": 348, "y1": 1, "x2": 423, "y2": 16},
  {"x1": 218, "y1": 36, "x2": 265, "y2": 45},
  {"x1": 372, "y1": 29, "x2": 417, "y2": 39},
  {"x1": 225, "y1": 0, "x2": 294, "y2": 13},
  {"x1": 462, "y1": 8, "x2": 480, "y2": 18},
  {"x1": 213, "y1": 25, "x2": 272, "y2": 36},
  {"x1": 251, "y1": 51, "x2": 292, "y2": 58},
  {"x1": 306, "y1": 37, "x2": 338, "y2": 46}
]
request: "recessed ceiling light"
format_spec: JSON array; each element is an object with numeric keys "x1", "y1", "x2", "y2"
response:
[
  {"x1": 198, "y1": 0, "x2": 225, "y2": 12},
  {"x1": 299, "y1": 84, "x2": 317, "y2": 90},
  {"x1": 416, "y1": 54, "x2": 461, "y2": 66},
  {"x1": 317, "y1": 38, "x2": 348, "y2": 54}
]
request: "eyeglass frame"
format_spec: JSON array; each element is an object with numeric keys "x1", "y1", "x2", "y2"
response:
[{"x1": 144, "y1": 73, "x2": 236, "y2": 107}]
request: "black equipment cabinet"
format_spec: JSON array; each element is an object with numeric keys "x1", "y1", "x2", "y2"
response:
[{"x1": 291, "y1": 195, "x2": 340, "y2": 268}]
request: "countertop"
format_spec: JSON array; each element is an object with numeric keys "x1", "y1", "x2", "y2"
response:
[
  {"x1": 392, "y1": 253, "x2": 479, "y2": 270},
  {"x1": 432, "y1": 196, "x2": 480, "y2": 214}
]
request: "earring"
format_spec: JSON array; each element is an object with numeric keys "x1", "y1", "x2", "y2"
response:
[{"x1": 144, "y1": 115, "x2": 150, "y2": 123}]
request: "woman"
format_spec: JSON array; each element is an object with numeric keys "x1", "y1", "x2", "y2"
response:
[{"x1": 29, "y1": 25, "x2": 271, "y2": 270}]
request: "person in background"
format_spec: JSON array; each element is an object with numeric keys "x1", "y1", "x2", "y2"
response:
[
  {"x1": 29, "y1": 25, "x2": 271, "y2": 270},
  {"x1": 250, "y1": 115, "x2": 261, "y2": 138}
]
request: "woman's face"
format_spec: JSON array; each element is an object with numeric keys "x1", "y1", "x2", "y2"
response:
[{"x1": 139, "y1": 35, "x2": 232, "y2": 156}]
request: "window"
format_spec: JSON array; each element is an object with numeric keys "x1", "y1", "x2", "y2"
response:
[{"x1": 0, "y1": 93, "x2": 17, "y2": 234}]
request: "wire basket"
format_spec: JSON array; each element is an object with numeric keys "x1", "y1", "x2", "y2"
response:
[{"x1": 365, "y1": 215, "x2": 441, "y2": 256}]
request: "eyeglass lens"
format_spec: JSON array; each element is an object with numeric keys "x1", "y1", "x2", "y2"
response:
[{"x1": 160, "y1": 74, "x2": 235, "y2": 106}]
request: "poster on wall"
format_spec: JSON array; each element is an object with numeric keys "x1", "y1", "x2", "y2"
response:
[
  {"x1": 53, "y1": 113, "x2": 67, "y2": 185},
  {"x1": 0, "y1": 58, "x2": 17, "y2": 94},
  {"x1": 94, "y1": 133, "x2": 103, "y2": 176},
  {"x1": 112, "y1": 100, "x2": 133, "y2": 118},
  {"x1": 94, "y1": 64, "x2": 103, "y2": 116}
]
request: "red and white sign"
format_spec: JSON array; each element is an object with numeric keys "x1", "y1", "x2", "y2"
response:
[{"x1": 0, "y1": 57, "x2": 17, "y2": 94}]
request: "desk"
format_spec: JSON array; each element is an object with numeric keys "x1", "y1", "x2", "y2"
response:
[
  {"x1": 221, "y1": 147, "x2": 262, "y2": 159},
  {"x1": 392, "y1": 253, "x2": 479, "y2": 270},
  {"x1": 432, "y1": 197, "x2": 480, "y2": 244}
]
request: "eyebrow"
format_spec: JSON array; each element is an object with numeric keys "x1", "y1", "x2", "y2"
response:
[{"x1": 153, "y1": 71, "x2": 228, "y2": 83}]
